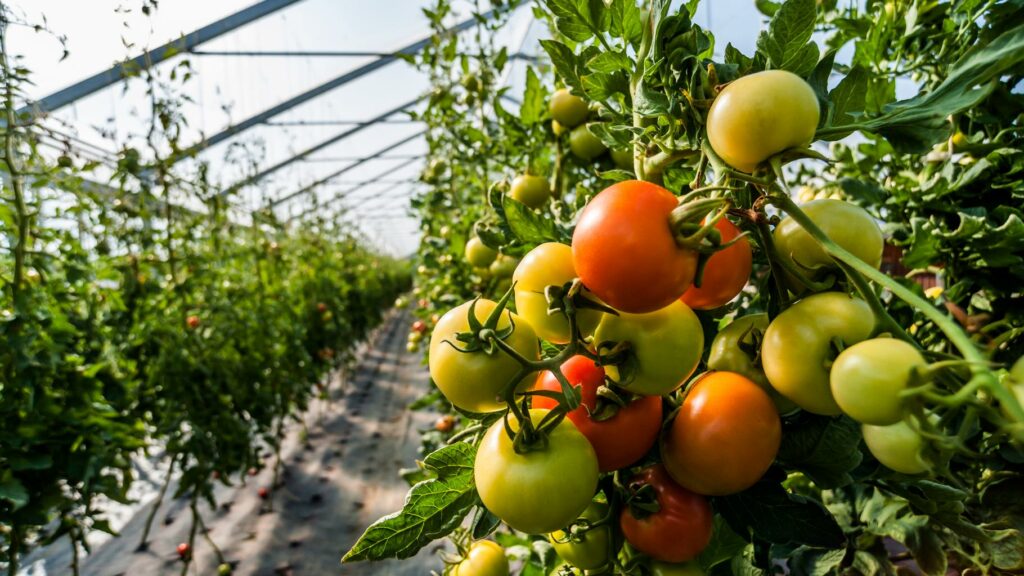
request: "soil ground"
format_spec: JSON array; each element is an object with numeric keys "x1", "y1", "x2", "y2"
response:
[{"x1": 21, "y1": 309, "x2": 445, "y2": 576}]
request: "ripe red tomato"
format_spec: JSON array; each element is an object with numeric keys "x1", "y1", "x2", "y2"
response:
[
  {"x1": 177, "y1": 542, "x2": 191, "y2": 558},
  {"x1": 258, "y1": 487, "x2": 269, "y2": 499},
  {"x1": 316, "y1": 302, "x2": 328, "y2": 313},
  {"x1": 619, "y1": 465, "x2": 712, "y2": 563},
  {"x1": 573, "y1": 181, "x2": 697, "y2": 313},
  {"x1": 186, "y1": 315, "x2": 201, "y2": 329},
  {"x1": 412, "y1": 320, "x2": 428, "y2": 334},
  {"x1": 435, "y1": 415, "x2": 456, "y2": 433},
  {"x1": 680, "y1": 218, "x2": 751, "y2": 310},
  {"x1": 662, "y1": 372, "x2": 781, "y2": 496},
  {"x1": 533, "y1": 356, "x2": 662, "y2": 471}
]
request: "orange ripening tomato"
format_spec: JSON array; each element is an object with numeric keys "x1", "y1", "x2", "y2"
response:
[
  {"x1": 662, "y1": 371, "x2": 781, "y2": 496},
  {"x1": 680, "y1": 218, "x2": 752, "y2": 310},
  {"x1": 572, "y1": 181, "x2": 697, "y2": 314},
  {"x1": 533, "y1": 355, "x2": 662, "y2": 472}
]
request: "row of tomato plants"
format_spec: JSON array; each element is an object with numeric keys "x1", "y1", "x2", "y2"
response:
[
  {"x1": 346, "y1": 0, "x2": 1024, "y2": 574},
  {"x1": 0, "y1": 9, "x2": 411, "y2": 574}
]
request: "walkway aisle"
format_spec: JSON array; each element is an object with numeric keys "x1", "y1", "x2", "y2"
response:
[{"x1": 50, "y1": 309, "x2": 443, "y2": 576}]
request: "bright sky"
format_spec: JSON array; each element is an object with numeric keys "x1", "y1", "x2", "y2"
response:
[{"x1": 4, "y1": 0, "x2": 795, "y2": 256}]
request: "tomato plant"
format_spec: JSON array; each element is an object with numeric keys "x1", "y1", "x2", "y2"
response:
[
  {"x1": 548, "y1": 500, "x2": 611, "y2": 571},
  {"x1": 662, "y1": 372, "x2": 782, "y2": 496},
  {"x1": 533, "y1": 356, "x2": 662, "y2": 471},
  {"x1": 573, "y1": 181, "x2": 698, "y2": 314}
]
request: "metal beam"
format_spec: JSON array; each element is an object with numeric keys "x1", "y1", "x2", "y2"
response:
[
  {"x1": 190, "y1": 50, "x2": 396, "y2": 57},
  {"x1": 264, "y1": 118, "x2": 421, "y2": 127},
  {"x1": 269, "y1": 129, "x2": 425, "y2": 207},
  {"x1": 300, "y1": 154, "x2": 423, "y2": 163},
  {"x1": 221, "y1": 96, "x2": 422, "y2": 194},
  {"x1": 20, "y1": 0, "x2": 305, "y2": 115},
  {"x1": 284, "y1": 156, "x2": 422, "y2": 221},
  {"x1": 174, "y1": 10, "x2": 494, "y2": 162}
]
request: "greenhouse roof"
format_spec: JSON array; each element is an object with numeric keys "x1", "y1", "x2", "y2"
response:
[{"x1": 8, "y1": 0, "x2": 770, "y2": 256}]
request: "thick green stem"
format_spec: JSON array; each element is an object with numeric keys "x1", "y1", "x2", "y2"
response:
[
  {"x1": 769, "y1": 193, "x2": 1024, "y2": 432},
  {"x1": 834, "y1": 258, "x2": 919, "y2": 347}
]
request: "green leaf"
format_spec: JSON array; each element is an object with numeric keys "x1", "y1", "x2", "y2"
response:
[
  {"x1": 776, "y1": 414, "x2": 863, "y2": 489},
  {"x1": 539, "y1": 40, "x2": 584, "y2": 94},
  {"x1": 756, "y1": 0, "x2": 819, "y2": 76},
  {"x1": 587, "y1": 51, "x2": 632, "y2": 74},
  {"x1": 756, "y1": 0, "x2": 782, "y2": 16},
  {"x1": 521, "y1": 67, "x2": 546, "y2": 125},
  {"x1": 0, "y1": 478, "x2": 30, "y2": 510},
  {"x1": 471, "y1": 504, "x2": 502, "y2": 540},
  {"x1": 543, "y1": 0, "x2": 604, "y2": 42},
  {"x1": 699, "y1": 516, "x2": 749, "y2": 570},
  {"x1": 10, "y1": 453, "x2": 54, "y2": 471},
  {"x1": 502, "y1": 195, "x2": 560, "y2": 245},
  {"x1": 788, "y1": 546, "x2": 847, "y2": 576},
  {"x1": 715, "y1": 478, "x2": 846, "y2": 548},
  {"x1": 828, "y1": 66, "x2": 869, "y2": 126},
  {"x1": 342, "y1": 442, "x2": 477, "y2": 562},
  {"x1": 609, "y1": 0, "x2": 643, "y2": 47}
]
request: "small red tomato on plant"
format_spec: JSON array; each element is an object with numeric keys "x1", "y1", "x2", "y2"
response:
[
  {"x1": 258, "y1": 487, "x2": 269, "y2": 499},
  {"x1": 533, "y1": 356, "x2": 662, "y2": 472},
  {"x1": 619, "y1": 465, "x2": 712, "y2": 563},
  {"x1": 186, "y1": 315, "x2": 201, "y2": 329},
  {"x1": 316, "y1": 302, "x2": 328, "y2": 313},
  {"x1": 435, "y1": 415, "x2": 456, "y2": 433},
  {"x1": 177, "y1": 542, "x2": 190, "y2": 558},
  {"x1": 412, "y1": 320, "x2": 428, "y2": 334}
]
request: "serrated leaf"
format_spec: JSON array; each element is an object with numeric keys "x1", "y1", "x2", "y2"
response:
[
  {"x1": 715, "y1": 479, "x2": 846, "y2": 548},
  {"x1": 544, "y1": 0, "x2": 602, "y2": 42},
  {"x1": 539, "y1": 40, "x2": 584, "y2": 94},
  {"x1": 828, "y1": 66, "x2": 869, "y2": 126},
  {"x1": 756, "y1": 0, "x2": 818, "y2": 74},
  {"x1": 502, "y1": 195, "x2": 560, "y2": 245},
  {"x1": 471, "y1": 505, "x2": 502, "y2": 540},
  {"x1": 587, "y1": 51, "x2": 632, "y2": 74},
  {"x1": 521, "y1": 67, "x2": 545, "y2": 125},
  {"x1": 342, "y1": 443, "x2": 477, "y2": 562},
  {"x1": 699, "y1": 516, "x2": 749, "y2": 570},
  {"x1": 610, "y1": 0, "x2": 643, "y2": 47},
  {"x1": 776, "y1": 414, "x2": 863, "y2": 489}
]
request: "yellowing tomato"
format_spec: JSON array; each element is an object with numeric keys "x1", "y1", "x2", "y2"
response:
[
  {"x1": 466, "y1": 237, "x2": 498, "y2": 268},
  {"x1": 706, "y1": 70, "x2": 819, "y2": 173},
  {"x1": 452, "y1": 540, "x2": 509, "y2": 576},
  {"x1": 550, "y1": 88, "x2": 589, "y2": 128},
  {"x1": 513, "y1": 243, "x2": 603, "y2": 344}
]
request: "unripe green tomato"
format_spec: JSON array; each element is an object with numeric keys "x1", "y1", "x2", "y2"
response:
[
  {"x1": 218, "y1": 563, "x2": 232, "y2": 576},
  {"x1": 548, "y1": 501, "x2": 611, "y2": 570},
  {"x1": 707, "y1": 314, "x2": 798, "y2": 414},
  {"x1": 569, "y1": 125, "x2": 607, "y2": 161},
  {"x1": 461, "y1": 72, "x2": 482, "y2": 93},
  {"x1": 510, "y1": 174, "x2": 552, "y2": 208},
  {"x1": 830, "y1": 338, "x2": 925, "y2": 425},
  {"x1": 862, "y1": 420, "x2": 931, "y2": 474},
  {"x1": 550, "y1": 88, "x2": 589, "y2": 128},
  {"x1": 651, "y1": 561, "x2": 705, "y2": 576},
  {"x1": 408, "y1": 331, "x2": 423, "y2": 344},
  {"x1": 407, "y1": 341, "x2": 419, "y2": 353},
  {"x1": 513, "y1": 243, "x2": 603, "y2": 344},
  {"x1": 452, "y1": 540, "x2": 509, "y2": 576},
  {"x1": 552, "y1": 120, "x2": 566, "y2": 137},
  {"x1": 706, "y1": 70, "x2": 819, "y2": 173},
  {"x1": 466, "y1": 237, "x2": 498, "y2": 268},
  {"x1": 762, "y1": 292, "x2": 875, "y2": 415},
  {"x1": 489, "y1": 255, "x2": 518, "y2": 279},
  {"x1": 611, "y1": 148, "x2": 633, "y2": 170},
  {"x1": 773, "y1": 199, "x2": 884, "y2": 285}
]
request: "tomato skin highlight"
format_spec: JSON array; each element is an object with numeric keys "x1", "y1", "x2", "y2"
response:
[
  {"x1": 830, "y1": 338, "x2": 925, "y2": 425},
  {"x1": 662, "y1": 371, "x2": 781, "y2": 495},
  {"x1": 619, "y1": 465, "x2": 713, "y2": 563},
  {"x1": 429, "y1": 299, "x2": 539, "y2": 413},
  {"x1": 706, "y1": 70, "x2": 819, "y2": 173},
  {"x1": 475, "y1": 409, "x2": 599, "y2": 534},
  {"x1": 573, "y1": 181, "x2": 697, "y2": 314},
  {"x1": 680, "y1": 218, "x2": 752, "y2": 310},
  {"x1": 762, "y1": 292, "x2": 875, "y2": 415},
  {"x1": 513, "y1": 243, "x2": 603, "y2": 344},
  {"x1": 452, "y1": 540, "x2": 509, "y2": 576},
  {"x1": 593, "y1": 300, "x2": 704, "y2": 396},
  {"x1": 533, "y1": 356, "x2": 662, "y2": 471},
  {"x1": 773, "y1": 199, "x2": 884, "y2": 284}
]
